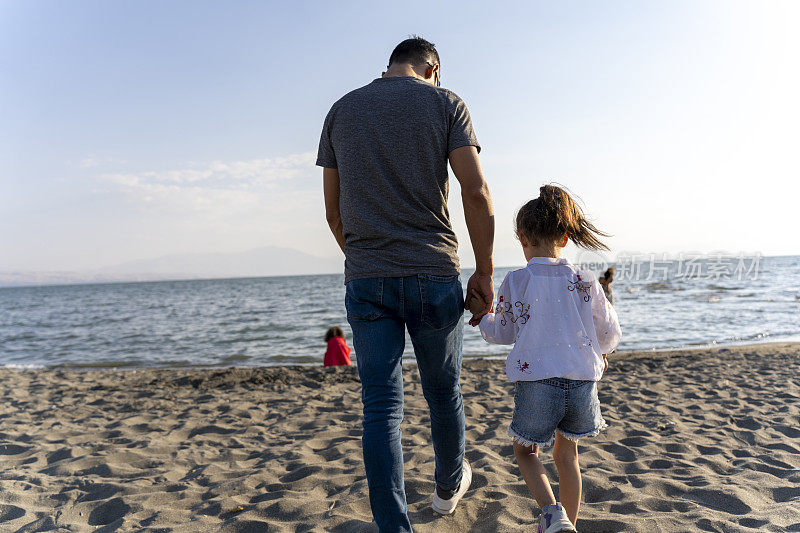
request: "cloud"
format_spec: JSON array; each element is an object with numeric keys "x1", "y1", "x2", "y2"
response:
[
  {"x1": 93, "y1": 151, "x2": 327, "y2": 247},
  {"x1": 102, "y1": 152, "x2": 317, "y2": 190},
  {"x1": 98, "y1": 151, "x2": 319, "y2": 210}
]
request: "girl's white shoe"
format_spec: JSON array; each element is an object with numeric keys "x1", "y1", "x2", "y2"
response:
[{"x1": 537, "y1": 503, "x2": 576, "y2": 533}]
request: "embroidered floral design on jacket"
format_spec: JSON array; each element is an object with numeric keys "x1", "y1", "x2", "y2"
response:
[
  {"x1": 567, "y1": 274, "x2": 592, "y2": 302},
  {"x1": 498, "y1": 300, "x2": 532, "y2": 326},
  {"x1": 515, "y1": 301, "x2": 531, "y2": 324},
  {"x1": 516, "y1": 359, "x2": 531, "y2": 373}
]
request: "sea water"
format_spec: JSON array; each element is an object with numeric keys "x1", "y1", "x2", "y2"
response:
[{"x1": 1, "y1": 256, "x2": 798, "y2": 368}]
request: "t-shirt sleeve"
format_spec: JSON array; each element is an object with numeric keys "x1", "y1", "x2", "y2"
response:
[
  {"x1": 448, "y1": 96, "x2": 481, "y2": 154},
  {"x1": 316, "y1": 106, "x2": 338, "y2": 168}
]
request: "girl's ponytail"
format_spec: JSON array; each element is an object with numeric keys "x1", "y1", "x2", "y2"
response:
[{"x1": 515, "y1": 184, "x2": 610, "y2": 251}]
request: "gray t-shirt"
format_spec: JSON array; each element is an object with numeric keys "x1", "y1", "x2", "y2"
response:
[{"x1": 316, "y1": 76, "x2": 481, "y2": 284}]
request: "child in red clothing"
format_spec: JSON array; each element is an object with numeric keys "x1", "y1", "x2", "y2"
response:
[{"x1": 324, "y1": 327, "x2": 352, "y2": 366}]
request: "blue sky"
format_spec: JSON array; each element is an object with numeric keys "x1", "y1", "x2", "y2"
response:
[{"x1": 2, "y1": 1, "x2": 798, "y2": 272}]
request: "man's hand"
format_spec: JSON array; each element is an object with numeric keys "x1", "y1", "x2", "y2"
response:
[
  {"x1": 466, "y1": 272, "x2": 494, "y2": 326},
  {"x1": 602, "y1": 354, "x2": 609, "y2": 373}
]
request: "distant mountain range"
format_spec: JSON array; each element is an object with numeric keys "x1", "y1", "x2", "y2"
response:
[{"x1": 0, "y1": 246, "x2": 344, "y2": 287}]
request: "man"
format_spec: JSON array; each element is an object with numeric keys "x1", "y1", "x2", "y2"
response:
[{"x1": 317, "y1": 36, "x2": 494, "y2": 532}]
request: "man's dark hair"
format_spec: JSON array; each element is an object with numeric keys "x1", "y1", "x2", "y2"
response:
[{"x1": 388, "y1": 36, "x2": 440, "y2": 67}]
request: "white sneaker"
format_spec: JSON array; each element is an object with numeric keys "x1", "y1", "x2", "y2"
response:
[
  {"x1": 537, "y1": 503, "x2": 576, "y2": 533},
  {"x1": 431, "y1": 460, "x2": 472, "y2": 515}
]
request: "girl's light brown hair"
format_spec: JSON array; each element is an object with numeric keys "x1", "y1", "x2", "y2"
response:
[{"x1": 515, "y1": 184, "x2": 610, "y2": 251}]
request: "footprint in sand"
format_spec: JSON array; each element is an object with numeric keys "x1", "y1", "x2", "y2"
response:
[
  {"x1": 0, "y1": 504, "x2": 26, "y2": 523},
  {"x1": 687, "y1": 488, "x2": 751, "y2": 515},
  {"x1": 0, "y1": 443, "x2": 29, "y2": 455},
  {"x1": 87, "y1": 497, "x2": 131, "y2": 526}
]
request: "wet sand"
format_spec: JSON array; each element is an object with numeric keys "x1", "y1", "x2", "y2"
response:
[{"x1": 1, "y1": 342, "x2": 799, "y2": 532}]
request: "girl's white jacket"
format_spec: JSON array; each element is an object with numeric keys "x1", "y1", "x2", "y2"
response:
[{"x1": 479, "y1": 257, "x2": 622, "y2": 382}]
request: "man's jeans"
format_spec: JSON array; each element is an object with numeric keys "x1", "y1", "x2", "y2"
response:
[{"x1": 345, "y1": 275, "x2": 466, "y2": 533}]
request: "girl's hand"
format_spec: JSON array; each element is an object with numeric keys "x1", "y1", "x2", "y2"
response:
[
  {"x1": 466, "y1": 289, "x2": 486, "y2": 323},
  {"x1": 602, "y1": 354, "x2": 609, "y2": 373}
]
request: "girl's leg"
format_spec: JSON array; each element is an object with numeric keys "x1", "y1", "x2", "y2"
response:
[
  {"x1": 513, "y1": 441, "x2": 557, "y2": 508},
  {"x1": 552, "y1": 433, "x2": 581, "y2": 524}
]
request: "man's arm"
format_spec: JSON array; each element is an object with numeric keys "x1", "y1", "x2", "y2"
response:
[
  {"x1": 449, "y1": 145, "x2": 494, "y2": 325},
  {"x1": 323, "y1": 167, "x2": 345, "y2": 253}
]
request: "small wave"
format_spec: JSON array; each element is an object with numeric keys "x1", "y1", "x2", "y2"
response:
[
  {"x1": 220, "y1": 354, "x2": 252, "y2": 363},
  {"x1": 52, "y1": 360, "x2": 142, "y2": 369},
  {"x1": 707, "y1": 284, "x2": 737, "y2": 291},
  {"x1": 3, "y1": 334, "x2": 38, "y2": 342},
  {"x1": 691, "y1": 293, "x2": 722, "y2": 303},
  {"x1": 644, "y1": 282, "x2": 681, "y2": 292},
  {"x1": 2, "y1": 362, "x2": 44, "y2": 369},
  {"x1": 230, "y1": 325, "x2": 272, "y2": 335},
  {"x1": 215, "y1": 334, "x2": 275, "y2": 345}
]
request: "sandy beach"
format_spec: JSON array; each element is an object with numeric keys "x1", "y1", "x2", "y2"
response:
[{"x1": 1, "y1": 342, "x2": 799, "y2": 532}]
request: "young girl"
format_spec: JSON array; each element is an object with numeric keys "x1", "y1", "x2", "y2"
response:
[
  {"x1": 467, "y1": 185, "x2": 621, "y2": 533},
  {"x1": 323, "y1": 327, "x2": 352, "y2": 367}
]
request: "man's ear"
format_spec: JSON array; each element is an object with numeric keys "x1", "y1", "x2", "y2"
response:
[
  {"x1": 517, "y1": 231, "x2": 528, "y2": 247},
  {"x1": 560, "y1": 233, "x2": 569, "y2": 247},
  {"x1": 426, "y1": 63, "x2": 438, "y2": 80}
]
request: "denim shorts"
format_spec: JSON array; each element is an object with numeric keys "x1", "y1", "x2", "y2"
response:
[{"x1": 508, "y1": 378, "x2": 607, "y2": 448}]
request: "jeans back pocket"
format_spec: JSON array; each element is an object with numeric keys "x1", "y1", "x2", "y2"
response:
[
  {"x1": 419, "y1": 274, "x2": 464, "y2": 330},
  {"x1": 345, "y1": 278, "x2": 385, "y2": 321}
]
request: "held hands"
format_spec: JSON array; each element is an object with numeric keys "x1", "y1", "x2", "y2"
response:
[
  {"x1": 465, "y1": 271, "x2": 493, "y2": 327},
  {"x1": 465, "y1": 287, "x2": 491, "y2": 327},
  {"x1": 465, "y1": 271, "x2": 493, "y2": 326},
  {"x1": 602, "y1": 354, "x2": 609, "y2": 373},
  {"x1": 464, "y1": 272, "x2": 494, "y2": 327},
  {"x1": 466, "y1": 288, "x2": 485, "y2": 316}
]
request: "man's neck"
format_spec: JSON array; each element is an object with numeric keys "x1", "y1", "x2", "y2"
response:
[{"x1": 382, "y1": 63, "x2": 421, "y2": 80}]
